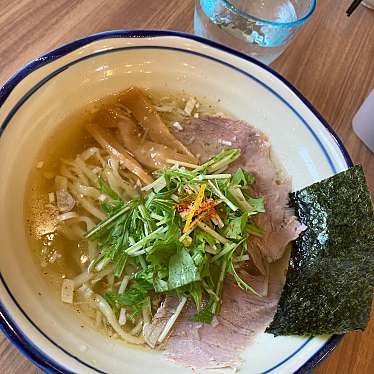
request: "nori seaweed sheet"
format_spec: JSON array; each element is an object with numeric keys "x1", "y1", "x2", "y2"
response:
[{"x1": 266, "y1": 165, "x2": 374, "y2": 336}]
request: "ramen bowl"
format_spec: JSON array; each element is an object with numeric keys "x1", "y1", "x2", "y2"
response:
[{"x1": 0, "y1": 30, "x2": 351, "y2": 373}]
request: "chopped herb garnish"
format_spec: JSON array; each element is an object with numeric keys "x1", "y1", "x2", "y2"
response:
[
  {"x1": 105, "y1": 277, "x2": 153, "y2": 316},
  {"x1": 191, "y1": 307, "x2": 214, "y2": 324},
  {"x1": 87, "y1": 149, "x2": 265, "y2": 321}
]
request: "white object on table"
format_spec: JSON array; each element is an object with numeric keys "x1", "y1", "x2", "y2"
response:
[
  {"x1": 363, "y1": 0, "x2": 374, "y2": 9},
  {"x1": 353, "y1": 89, "x2": 374, "y2": 154}
]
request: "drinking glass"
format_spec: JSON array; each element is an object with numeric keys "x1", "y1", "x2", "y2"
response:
[{"x1": 194, "y1": 0, "x2": 316, "y2": 65}]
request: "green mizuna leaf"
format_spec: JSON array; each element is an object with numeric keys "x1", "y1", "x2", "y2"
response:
[
  {"x1": 245, "y1": 195, "x2": 265, "y2": 213},
  {"x1": 168, "y1": 248, "x2": 201, "y2": 289},
  {"x1": 105, "y1": 277, "x2": 153, "y2": 316},
  {"x1": 190, "y1": 307, "x2": 214, "y2": 324},
  {"x1": 195, "y1": 229, "x2": 217, "y2": 247},
  {"x1": 146, "y1": 224, "x2": 180, "y2": 266},
  {"x1": 223, "y1": 213, "x2": 248, "y2": 240},
  {"x1": 232, "y1": 168, "x2": 255, "y2": 186}
]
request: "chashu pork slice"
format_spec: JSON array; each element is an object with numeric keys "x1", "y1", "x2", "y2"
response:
[
  {"x1": 173, "y1": 116, "x2": 304, "y2": 270},
  {"x1": 144, "y1": 116, "x2": 304, "y2": 369},
  {"x1": 148, "y1": 269, "x2": 283, "y2": 369}
]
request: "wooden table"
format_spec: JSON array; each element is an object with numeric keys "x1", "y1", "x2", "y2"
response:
[{"x1": 1, "y1": 0, "x2": 374, "y2": 373}]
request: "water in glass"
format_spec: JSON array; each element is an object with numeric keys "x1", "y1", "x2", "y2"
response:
[{"x1": 194, "y1": 0, "x2": 314, "y2": 65}]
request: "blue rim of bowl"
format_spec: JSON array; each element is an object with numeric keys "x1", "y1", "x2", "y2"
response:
[
  {"x1": 221, "y1": 0, "x2": 317, "y2": 27},
  {"x1": 0, "y1": 29, "x2": 350, "y2": 373}
]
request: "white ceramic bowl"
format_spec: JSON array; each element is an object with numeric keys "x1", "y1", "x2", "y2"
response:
[{"x1": 0, "y1": 30, "x2": 351, "y2": 374}]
